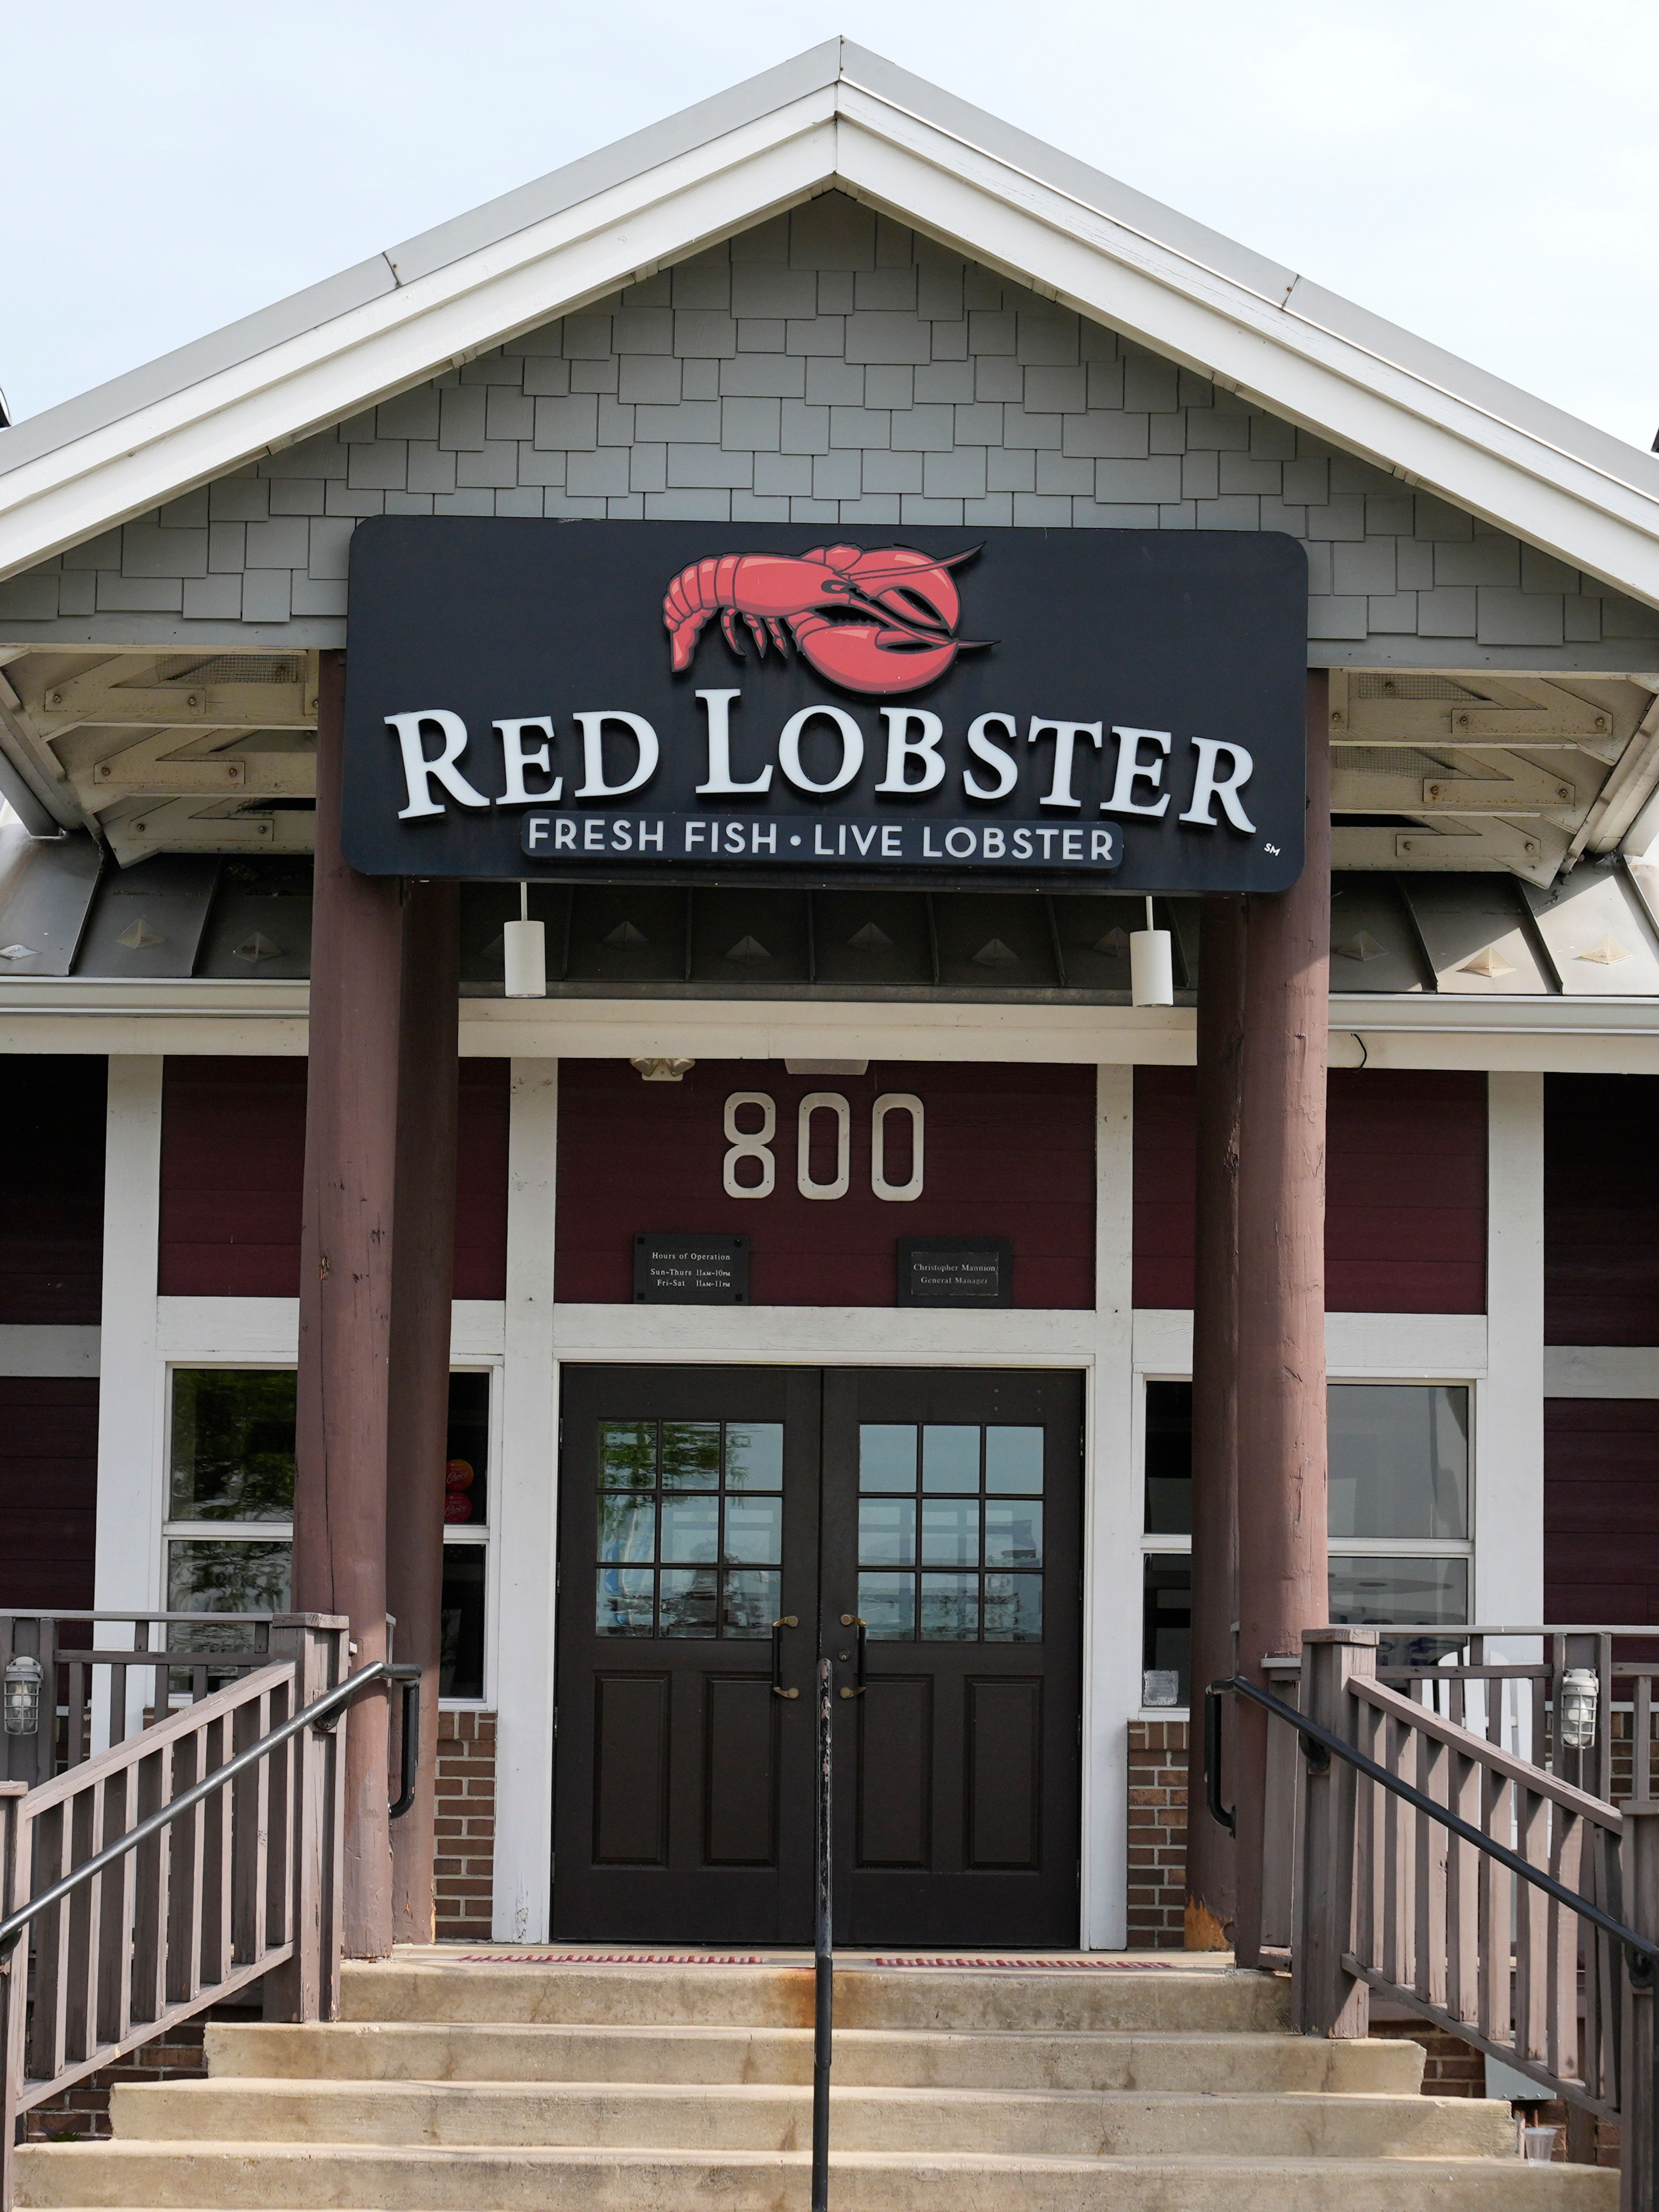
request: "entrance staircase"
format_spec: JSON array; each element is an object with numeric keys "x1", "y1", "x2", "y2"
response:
[{"x1": 15, "y1": 1953, "x2": 1615, "y2": 2210}]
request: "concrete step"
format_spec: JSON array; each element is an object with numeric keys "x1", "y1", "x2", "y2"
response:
[
  {"x1": 207, "y1": 2018, "x2": 1426, "y2": 2094},
  {"x1": 13, "y1": 2142, "x2": 1619, "y2": 2211},
  {"x1": 339, "y1": 1961, "x2": 1292, "y2": 2034},
  {"x1": 107, "y1": 2078, "x2": 1512, "y2": 2159}
]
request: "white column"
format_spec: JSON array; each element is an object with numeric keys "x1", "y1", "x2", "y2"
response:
[
  {"x1": 1081, "y1": 1062, "x2": 1138, "y2": 1949},
  {"x1": 1478, "y1": 1073, "x2": 1545, "y2": 1625},
  {"x1": 491, "y1": 1058, "x2": 560, "y2": 1943},
  {"x1": 92, "y1": 1056, "x2": 166, "y2": 1747}
]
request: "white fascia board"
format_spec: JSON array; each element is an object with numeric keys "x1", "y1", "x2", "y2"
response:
[
  {"x1": 1544, "y1": 1346, "x2": 1659, "y2": 1398},
  {"x1": 1133, "y1": 1308, "x2": 1488, "y2": 1378},
  {"x1": 153, "y1": 1295, "x2": 504, "y2": 1361},
  {"x1": 833, "y1": 102, "x2": 1659, "y2": 607},
  {"x1": 0, "y1": 94, "x2": 838, "y2": 582}
]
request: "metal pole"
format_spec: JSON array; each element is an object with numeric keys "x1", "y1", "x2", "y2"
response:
[{"x1": 812, "y1": 1654, "x2": 833, "y2": 2212}]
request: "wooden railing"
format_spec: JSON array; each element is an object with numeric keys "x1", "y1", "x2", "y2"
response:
[
  {"x1": 0, "y1": 1615, "x2": 419, "y2": 2212},
  {"x1": 0, "y1": 1611, "x2": 281, "y2": 1787},
  {"x1": 1223, "y1": 1628, "x2": 1659, "y2": 2207}
]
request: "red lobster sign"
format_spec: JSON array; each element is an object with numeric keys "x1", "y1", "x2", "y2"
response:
[{"x1": 663, "y1": 543, "x2": 982, "y2": 698}]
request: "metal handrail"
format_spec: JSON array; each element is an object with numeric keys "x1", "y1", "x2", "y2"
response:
[
  {"x1": 1208, "y1": 1673, "x2": 1659, "y2": 1983},
  {"x1": 0, "y1": 1658, "x2": 421, "y2": 1960},
  {"x1": 812, "y1": 1654, "x2": 833, "y2": 2212}
]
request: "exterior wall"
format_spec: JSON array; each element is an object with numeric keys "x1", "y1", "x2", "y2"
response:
[
  {"x1": 156, "y1": 1057, "x2": 511, "y2": 1298},
  {"x1": 554, "y1": 1058, "x2": 1096, "y2": 1306},
  {"x1": 1545, "y1": 1399, "x2": 1659, "y2": 1621},
  {"x1": 0, "y1": 1055, "x2": 105, "y2": 1322},
  {"x1": 1132, "y1": 1067, "x2": 1488, "y2": 1312},
  {"x1": 0, "y1": 1377, "x2": 98, "y2": 1607},
  {"x1": 1545, "y1": 1074, "x2": 1659, "y2": 1344},
  {"x1": 6, "y1": 195, "x2": 1655, "y2": 662}
]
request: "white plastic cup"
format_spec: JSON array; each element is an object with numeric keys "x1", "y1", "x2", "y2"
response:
[
  {"x1": 502, "y1": 917, "x2": 547, "y2": 998},
  {"x1": 1130, "y1": 927, "x2": 1174, "y2": 1007},
  {"x1": 1523, "y1": 2124, "x2": 1558, "y2": 2163}
]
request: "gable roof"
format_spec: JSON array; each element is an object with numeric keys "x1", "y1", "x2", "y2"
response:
[{"x1": 3, "y1": 39, "x2": 1658, "y2": 610}]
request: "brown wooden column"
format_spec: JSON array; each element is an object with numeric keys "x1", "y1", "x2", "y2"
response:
[
  {"x1": 1185, "y1": 893, "x2": 1245, "y2": 1948},
  {"x1": 293, "y1": 648, "x2": 402, "y2": 1961},
  {"x1": 1232, "y1": 670, "x2": 1332, "y2": 1966},
  {"x1": 386, "y1": 880, "x2": 460, "y2": 1944}
]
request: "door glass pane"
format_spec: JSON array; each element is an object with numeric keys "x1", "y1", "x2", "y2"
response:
[
  {"x1": 983, "y1": 1572, "x2": 1042, "y2": 1642},
  {"x1": 659, "y1": 1567, "x2": 720, "y2": 1635},
  {"x1": 859, "y1": 1571, "x2": 916, "y2": 1640},
  {"x1": 599, "y1": 1420, "x2": 658, "y2": 1488},
  {"x1": 920, "y1": 1573, "x2": 979, "y2": 1638},
  {"x1": 860, "y1": 1424, "x2": 917, "y2": 1491},
  {"x1": 922, "y1": 1426, "x2": 979, "y2": 1492},
  {"x1": 660, "y1": 1497, "x2": 719, "y2": 1562},
  {"x1": 985, "y1": 1499, "x2": 1042, "y2": 1568},
  {"x1": 725, "y1": 1495, "x2": 782, "y2": 1565},
  {"x1": 859, "y1": 1498, "x2": 916, "y2": 1567},
  {"x1": 596, "y1": 1566, "x2": 655, "y2": 1635},
  {"x1": 662, "y1": 1422, "x2": 721, "y2": 1489},
  {"x1": 1328, "y1": 1387, "x2": 1469, "y2": 1540},
  {"x1": 440, "y1": 1548, "x2": 486, "y2": 1695},
  {"x1": 921, "y1": 1497, "x2": 980, "y2": 1567},
  {"x1": 725, "y1": 1423, "x2": 783, "y2": 1491},
  {"x1": 1328, "y1": 1555, "x2": 1469, "y2": 1626},
  {"x1": 722, "y1": 1570, "x2": 779, "y2": 1637},
  {"x1": 984, "y1": 1426, "x2": 1044, "y2": 1495},
  {"x1": 597, "y1": 1497, "x2": 655, "y2": 1562}
]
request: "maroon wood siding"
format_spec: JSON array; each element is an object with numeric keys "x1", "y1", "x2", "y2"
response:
[
  {"x1": 158, "y1": 1058, "x2": 509, "y2": 1299},
  {"x1": 1546, "y1": 1399, "x2": 1659, "y2": 1623},
  {"x1": 0, "y1": 1056, "x2": 106, "y2": 1325},
  {"x1": 1546, "y1": 1075, "x2": 1659, "y2": 1346},
  {"x1": 0, "y1": 1379, "x2": 98, "y2": 1608},
  {"x1": 555, "y1": 1060, "x2": 1096, "y2": 1307},
  {"x1": 1132, "y1": 1067, "x2": 1487, "y2": 1313}
]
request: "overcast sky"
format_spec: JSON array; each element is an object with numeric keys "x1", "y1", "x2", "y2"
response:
[{"x1": 6, "y1": 0, "x2": 1656, "y2": 453}]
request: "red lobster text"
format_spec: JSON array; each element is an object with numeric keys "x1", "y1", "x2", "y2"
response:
[{"x1": 662, "y1": 543, "x2": 981, "y2": 697}]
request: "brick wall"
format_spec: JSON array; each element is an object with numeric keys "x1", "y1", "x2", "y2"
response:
[
  {"x1": 6, "y1": 193, "x2": 1653, "y2": 661},
  {"x1": 1126, "y1": 1719, "x2": 1188, "y2": 1948},
  {"x1": 436, "y1": 1707, "x2": 496, "y2": 1940}
]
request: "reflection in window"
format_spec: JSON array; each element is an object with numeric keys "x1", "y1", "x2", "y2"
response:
[
  {"x1": 1142, "y1": 1555, "x2": 1191, "y2": 1705},
  {"x1": 1328, "y1": 1386, "x2": 1468, "y2": 1541},
  {"x1": 440, "y1": 1548, "x2": 486, "y2": 1698},
  {"x1": 169, "y1": 1371, "x2": 296, "y2": 1522},
  {"x1": 594, "y1": 1419, "x2": 785, "y2": 1639},
  {"x1": 1143, "y1": 1382, "x2": 1192, "y2": 1535},
  {"x1": 856, "y1": 1423, "x2": 1044, "y2": 1643},
  {"x1": 1328, "y1": 1556, "x2": 1470, "y2": 1628}
]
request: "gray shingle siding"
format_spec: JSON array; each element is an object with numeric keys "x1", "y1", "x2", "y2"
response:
[{"x1": 2, "y1": 195, "x2": 1655, "y2": 663}]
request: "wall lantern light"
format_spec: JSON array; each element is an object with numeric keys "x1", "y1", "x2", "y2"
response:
[
  {"x1": 502, "y1": 883, "x2": 547, "y2": 999},
  {"x1": 1558, "y1": 1666, "x2": 1600, "y2": 1751},
  {"x1": 1130, "y1": 897, "x2": 1175, "y2": 1008},
  {"x1": 3, "y1": 1654, "x2": 43, "y2": 1737}
]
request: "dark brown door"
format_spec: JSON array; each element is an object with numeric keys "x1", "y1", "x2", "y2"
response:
[
  {"x1": 553, "y1": 1365, "x2": 1081, "y2": 1945},
  {"x1": 820, "y1": 1368, "x2": 1083, "y2": 1947}
]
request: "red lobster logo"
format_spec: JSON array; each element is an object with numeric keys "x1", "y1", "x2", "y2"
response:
[{"x1": 663, "y1": 543, "x2": 982, "y2": 698}]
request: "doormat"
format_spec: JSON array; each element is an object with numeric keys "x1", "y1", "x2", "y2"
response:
[
  {"x1": 458, "y1": 1952, "x2": 769, "y2": 1964},
  {"x1": 868, "y1": 1956, "x2": 1200, "y2": 1970}
]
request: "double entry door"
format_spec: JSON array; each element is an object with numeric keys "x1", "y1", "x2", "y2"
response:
[{"x1": 553, "y1": 1364, "x2": 1082, "y2": 1946}]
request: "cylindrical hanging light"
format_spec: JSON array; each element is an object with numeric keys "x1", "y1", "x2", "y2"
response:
[
  {"x1": 1130, "y1": 895, "x2": 1174, "y2": 1007},
  {"x1": 502, "y1": 882, "x2": 547, "y2": 999}
]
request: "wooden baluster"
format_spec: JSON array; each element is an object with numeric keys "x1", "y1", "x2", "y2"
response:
[
  {"x1": 0, "y1": 1786, "x2": 29, "y2": 2212},
  {"x1": 1639, "y1": 1675, "x2": 1654, "y2": 1804},
  {"x1": 62, "y1": 1781, "x2": 99, "y2": 2066},
  {"x1": 262, "y1": 1678, "x2": 293, "y2": 1953},
  {"x1": 264, "y1": 1619, "x2": 347, "y2": 2024},
  {"x1": 1414, "y1": 1723, "x2": 1448, "y2": 2009},
  {"x1": 95, "y1": 1765, "x2": 136, "y2": 2049},
  {"x1": 232, "y1": 1688, "x2": 272, "y2": 1969},
  {"x1": 37, "y1": 1618, "x2": 59, "y2": 1786},
  {"x1": 198, "y1": 1715, "x2": 231, "y2": 1989},
  {"x1": 1514, "y1": 1785, "x2": 1550, "y2": 2063},
  {"x1": 1597, "y1": 1635, "x2": 1615, "y2": 1802},
  {"x1": 27, "y1": 1800, "x2": 70, "y2": 2087},
  {"x1": 165, "y1": 1729, "x2": 205, "y2": 2007},
  {"x1": 130, "y1": 1743, "x2": 170, "y2": 2025},
  {"x1": 1479, "y1": 1768, "x2": 1513, "y2": 2049},
  {"x1": 1446, "y1": 1748, "x2": 1481, "y2": 2026},
  {"x1": 1546, "y1": 1807, "x2": 1583, "y2": 2085}
]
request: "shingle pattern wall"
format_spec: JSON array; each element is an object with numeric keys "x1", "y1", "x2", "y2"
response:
[{"x1": 4, "y1": 194, "x2": 1655, "y2": 653}]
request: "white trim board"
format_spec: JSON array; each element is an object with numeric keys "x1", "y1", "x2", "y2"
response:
[
  {"x1": 153, "y1": 1298, "x2": 505, "y2": 1362},
  {"x1": 3, "y1": 45, "x2": 1659, "y2": 609},
  {"x1": 1131, "y1": 1309, "x2": 1489, "y2": 1379}
]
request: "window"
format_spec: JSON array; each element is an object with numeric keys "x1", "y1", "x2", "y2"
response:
[
  {"x1": 1136, "y1": 1379, "x2": 1473, "y2": 1707},
  {"x1": 164, "y1": 1367, "x2": 493, "y2": 1697},
  {"x1": 858, "y1": 1422, "x2": 1044, "y2": 1643},
  {"x1": 594, "y1": 1417, "x2": 785, "y2": 1638}
]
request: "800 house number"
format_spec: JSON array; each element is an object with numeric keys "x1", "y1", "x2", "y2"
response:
[{"x1": 723, "y1": 1092, "x2": 923, "y2": 1201}]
